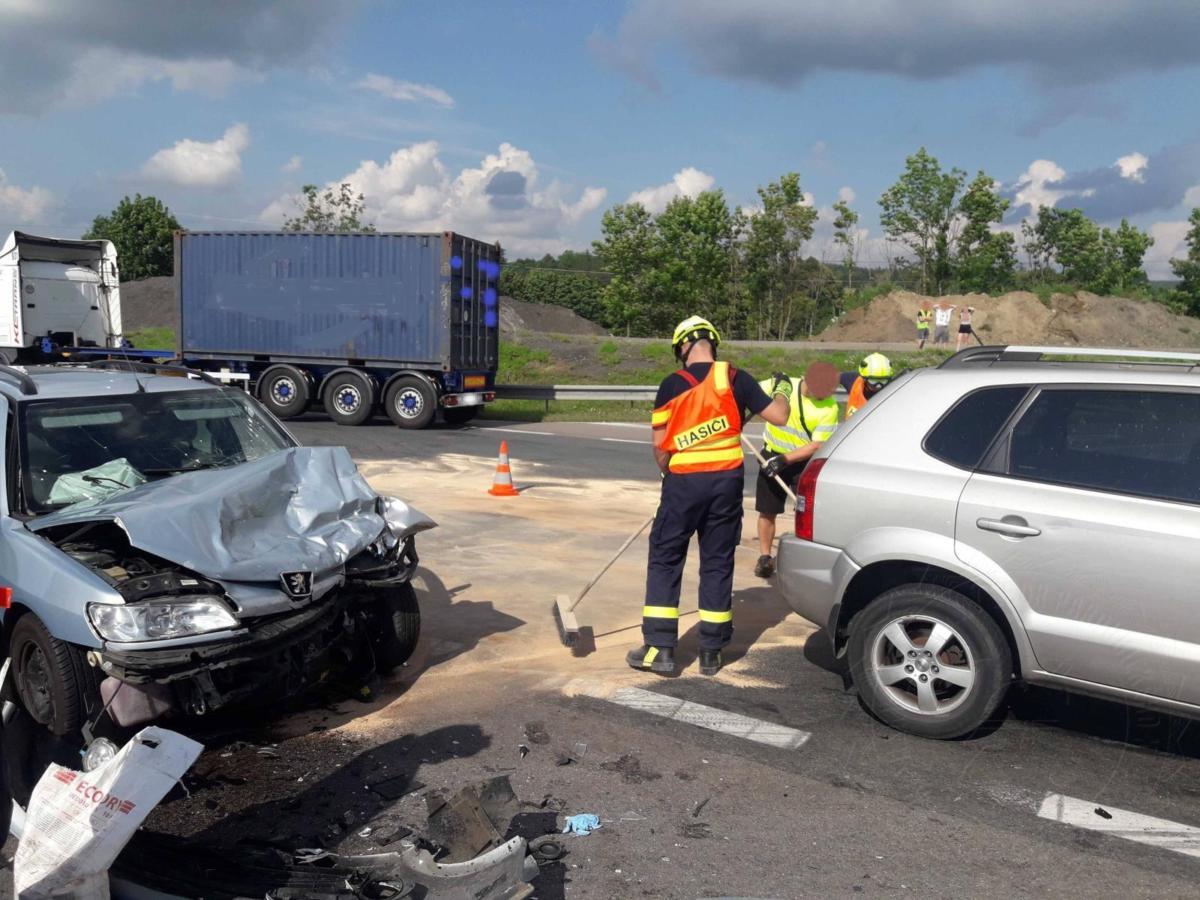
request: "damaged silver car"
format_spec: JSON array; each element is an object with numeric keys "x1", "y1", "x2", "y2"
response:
[{"x1": 0, "y1": 363, "x2": 434, "y2": 740}]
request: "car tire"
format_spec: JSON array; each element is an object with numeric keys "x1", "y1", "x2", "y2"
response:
[
  {"x1": 10, "y1": 614, "x2": 99, "y2": 736},
  {"x1": 368, "y1": 582, "x2": 421, "y2": 671},
  {"x1": 322, "y1": 370, "x2": 375, "y2": 426},
  {"x1": 848, "y1": 584, "x2": 1012, "y2": 740},
  {"x1": 384, "y1": 376, "x2": 436, "y2": 430},
  {"x1": 258, "y1": 365, "x2": 310, "y2": 420},
  {"x1": 442, "y1": 406, "x2": 479, "y2": 426}
]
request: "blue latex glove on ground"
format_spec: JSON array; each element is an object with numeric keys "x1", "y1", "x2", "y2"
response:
[{"x1": 561, "y1": 813, "x2": 602, "y2": 836}]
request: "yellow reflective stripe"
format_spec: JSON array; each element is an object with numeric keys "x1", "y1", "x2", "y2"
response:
[
  {"x1": 813, "y1": 424, "x2": 836, "y2": 437},
  {"x1": 670, "y1": 447, "x2": 744, "y2": 467},
  {"x1": 651, "y1": 408, "x2": 670, "y2": 426},
  {"x1": 643, "y1": 646, "x2": 659, "y2": 666},
  {"x1": 643, "y1": 605, "x2": 680, "y2": 619},
  {"x1": 698, "y1": 609, "x2": 733, "y2": 624},
  {"x1": 702, "y1": 435, "x2": 741, "y2": 449},
  {"x1": 714, "y1": 361, "x2": 730, "y2": 392}
]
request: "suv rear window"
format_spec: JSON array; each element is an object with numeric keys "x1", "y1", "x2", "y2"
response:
[
  {"x1": 1007, "y1": 388, "x2": 1200, "y2": 504},
  {"x1": 924, "y1": 386, "x2": 1029, "y2": 469}
]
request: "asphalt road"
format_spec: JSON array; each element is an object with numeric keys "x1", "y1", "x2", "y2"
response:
[{"x1": 5, "y1": 414, "x2": 1200, "y2": 898}]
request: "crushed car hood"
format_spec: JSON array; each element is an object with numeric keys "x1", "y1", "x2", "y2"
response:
[{"x1": 30, "y1": 446, "x2": 434, "y2": 584}]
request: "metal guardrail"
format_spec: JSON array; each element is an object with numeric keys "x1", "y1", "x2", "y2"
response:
[{"x1": 496, "y1": 384, "x2": 848, "y2": 402}]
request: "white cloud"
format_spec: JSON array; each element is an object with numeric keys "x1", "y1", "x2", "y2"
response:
[
  {"x1": 1013, "y1": 159, "x2": 1070, "y2": 212},
  {"x1": 1185, "y1": 185, "x2": 1200, "y2": 208},
  {"x1": 141, "y1": 124, "x2": 250, "y2": 188},
  {"x1": 626, "y1": 167, "x2": 715, "y2": 213},
  {"x1": 1115, "y1": 152, "x2": 1149, "y2": 182},
  {"x1": 0, "y1": 169, "x2": 55, "y2": 221},
  {"x1": 1144, "y1": 220, "x2": 1190, "y2": 279},
  {"x1": 356, "y1": 73, "x2": 455, "y2": 108},
  {"x1": 837, "y1": 186, "x2": 856, "y2": 204},
  {"x1": 260, "y1": 141, "x2": 607, "y2": 256},
  {"x1": 801, "y1": 191, "x2": 815, "y2": 207},
  {"x1": 283, "y1": 155, "x2": 303, "y2": 174}
]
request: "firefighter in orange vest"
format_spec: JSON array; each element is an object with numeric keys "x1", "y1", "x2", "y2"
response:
[
  {"x1": 627, "y1": 316, "x2": 792, "y2": 677},
  {"x1": 843, "y1": 352, "x2": 894, "y2": 418}
]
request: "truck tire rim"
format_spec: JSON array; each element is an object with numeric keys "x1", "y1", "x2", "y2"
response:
[
  {"x1": 395, "y1": 387, "x2": 423, "y2": 418},
  {"x1": 16, "y1": 641, "x2": 55, "y2": 725},
  {"x1": 334, "y1": 385, "x2": 362, "y2": 414},
  {"x1": 271, "y1": 376, "x2": 297, "y2": 404},
  {"x1": 869, "y1": 615, "x2": 975, "y2": 716}
]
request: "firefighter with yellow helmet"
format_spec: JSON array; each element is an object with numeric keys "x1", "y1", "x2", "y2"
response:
[
  {"x1": 844, "y1": 352, "x2": 894, "y2": 417},
  {"x1": 627, "y1": 316, "x2": 792, "y2": 677}
]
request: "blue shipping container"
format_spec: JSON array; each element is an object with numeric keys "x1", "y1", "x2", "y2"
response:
[{"x1": 176, "y1": 231, "x2": 499, "y2": 372}]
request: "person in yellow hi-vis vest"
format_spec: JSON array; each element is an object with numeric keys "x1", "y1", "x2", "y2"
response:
[{"x1": 753, "y1": 361, "x2": 840, "y2": 578}]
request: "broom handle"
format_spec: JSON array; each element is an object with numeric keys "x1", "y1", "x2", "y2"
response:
[
  {"x1": 741, "y1": 434, "x2": 799, "y2": 502},
  {"x1": 569, "y1": 515, "x2": 655, "y2": 613}
]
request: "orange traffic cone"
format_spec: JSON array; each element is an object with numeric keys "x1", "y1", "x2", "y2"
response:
[{"x1": 488, "y1": 440, "x2": 519, "y2": 496}]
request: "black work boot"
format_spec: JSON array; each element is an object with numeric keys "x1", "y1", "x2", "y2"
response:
[
  {"x1": 754, "y1": 554, "x2": 775, "y2": 578},
  {"x1": 626, "y1": 645, "x2": 676, "y2": 674},
  {"x1": 699, "y1": 648, "x2": 723, "y2": 676}
]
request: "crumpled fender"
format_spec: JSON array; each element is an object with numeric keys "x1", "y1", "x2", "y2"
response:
[{"x1": 380, "y1": 495, "x2": 437, "y2": 542}]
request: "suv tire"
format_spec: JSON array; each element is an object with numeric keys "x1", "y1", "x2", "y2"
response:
[
  {"x1": 10, "y1": 614, "x2": 99, "y2": 736},
  {"x1": 848, "y1": 585, "x2": 1012, "y2": 740},
  {"x1": 367, "y1": 582, "x2": 421, "y2": 671},
  {"x1": 258, "y1": 365, "x2": 310, "y2": 420}
]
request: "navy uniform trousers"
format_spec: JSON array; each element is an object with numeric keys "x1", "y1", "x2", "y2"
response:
[{"x1": 642, "y1": 467, "x2": 744, "y2": 650}]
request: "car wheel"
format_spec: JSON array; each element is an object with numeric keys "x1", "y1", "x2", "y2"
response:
[
  {"x1": 368, "y1": 582, "x2": 421, "y2": 672},
  {"x1": 10, "y1": 614, "x2": 99, "y2": 736},
  {"x1": 848, "y1": 584, "x2": 1012, "y2": 739},
  {"x1": 322, "y1": 370, "x2": 375, "y2": 426},
  {"x1": 384, "y1": 377, "x2": 436, "y2": 430},
  {"x1": 258, "y1": 365, "x2": 310, "y2": 419},
  {"x1": 442, "y1": 406, "x2": 479, "y2": 426}
]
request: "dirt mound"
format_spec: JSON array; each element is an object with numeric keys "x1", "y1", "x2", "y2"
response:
[
  {"x1": 500, "y1": 296, "x2": 607, "y2": 336},
  {"x1": 821, "y1": 290, "x2": 1200, "y2": 349},
  {"x1": 119, "y1": 276, "x2": 177, "y2": 331}
]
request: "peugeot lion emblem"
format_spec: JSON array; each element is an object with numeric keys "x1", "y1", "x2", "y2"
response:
[{"x1": 281, "y1": 571, "x2": 313, "y2": 600}]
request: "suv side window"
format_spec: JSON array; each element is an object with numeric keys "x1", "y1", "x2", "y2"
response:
[
  {"x1": 1006, "y1": 388, "x2": 1200, "y2": 504},
  {"x1": 924, "y1": 386, "x2": 1029, "y2": 469}
]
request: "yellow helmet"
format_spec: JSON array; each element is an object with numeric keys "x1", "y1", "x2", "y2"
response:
[
  {"x1": 672, "y1": 315, "x2": 721, "y2": 351},
  {"x1": 859, "y1": 352, "x2": 893, "y2": 380}
]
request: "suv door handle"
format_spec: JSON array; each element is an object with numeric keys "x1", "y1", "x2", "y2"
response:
[{"x1": 977, "y1": 517, "x2": 1041, "y2": 538}]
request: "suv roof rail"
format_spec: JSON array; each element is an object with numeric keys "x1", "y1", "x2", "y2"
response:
[
  {"x1": 0, "y1": 364, "x2": 38, "y2": 395},
  {"x1": 77, "y1": 360, "x2": 223, "y2": 387},
  {"x1": 940, "y1": 345, "x2": 1200, "y2": 369}
]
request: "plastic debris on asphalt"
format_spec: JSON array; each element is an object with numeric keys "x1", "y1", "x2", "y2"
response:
[{"x1": 561, "y1": 813, "x2": 602, "y2": 836}]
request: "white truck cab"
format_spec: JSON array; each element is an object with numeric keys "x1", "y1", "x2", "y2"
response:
[{"x1": 0, "y1": 231, "x2": 124, "y2": 363}]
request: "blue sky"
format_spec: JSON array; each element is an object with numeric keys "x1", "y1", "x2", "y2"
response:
[{"x1": 1, "y1": 1, "x2": 1198, "y2": 275}]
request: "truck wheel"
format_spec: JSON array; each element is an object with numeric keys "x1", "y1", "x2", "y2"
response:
[
  {"x1": 323, "y1": 371, "x2": 375, "y2": 426},
  {"x1": 368, "y1": 582, "x2": 422, "y2": 671},
  {"x1": 848, "y1": 585, "x2": 1012, "y2": 740},
  {"x1": 258, "y1": 365, "x2": 310, "y2": 419},
  {"x1": 10, "y1": 614, "x2": 98, "y2": 736},
  {"x1": 385, "y1": 377, "x2": 436, "y2": 429},
  {"x1": 443, "y1": 407, "x2": 479, "y2": 426}
]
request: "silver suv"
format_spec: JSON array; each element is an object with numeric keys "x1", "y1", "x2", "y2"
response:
[{"x1": 777, "y1": 345, "x2": 1200, "y2": 739}]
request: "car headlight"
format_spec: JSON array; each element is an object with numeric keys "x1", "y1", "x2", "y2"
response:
[{"x1": 87, "y1": 597, "x2": 239, "y2": 642}]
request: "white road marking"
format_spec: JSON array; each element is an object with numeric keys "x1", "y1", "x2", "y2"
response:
[
  {"x1": 1037, "y1": 793, "x2": 1200, "y2": 859},
  {"x1": 573, "y1": 681, "x2": 810, "y2": 750},
  {"x1": 601, "y1": 437, "x2": 647, "y2": 445},
  {"x1": 477, "y1": 426, "x2": 555, "y2": 436}
]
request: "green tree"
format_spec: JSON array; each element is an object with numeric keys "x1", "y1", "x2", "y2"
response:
[
  {"x1": 831, "y1": 199, "x2": 859, "y2": 290},
  {"x1": 83, "y1": 195, "x2": 180, "y2": 280},
  {"x1": 654, "y1": 190, "x2": 740, "y2": 332},
  {"x1": 1170, "y1": 208, "x2": 1200, "y2": 314},
  {"x1": 1033, "y1": 208, "x2": 1152, "y2": 293},
  {"x1": 283, "y1": 183, "x2": 375, "y2": 232},
  {"x1": 743, "y1": 173, "x2": 819, "y2": 339},
  {"x1": 878, "y1": 148, "x2": 966, "y2": 294},
  {"x1": 1100, "y1": 218, "x2": 1153, "y2": 293},
  {"x1": 955, "y1": 171, "x2": 1016, "y2": 293},
  {"x1": 593, "y1": 202, "x2": 664, "y2": 335}
]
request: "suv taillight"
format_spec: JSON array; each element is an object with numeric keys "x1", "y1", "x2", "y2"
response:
[{"x1": 794, "y1": 458, "x2": 826, "y2": 541}]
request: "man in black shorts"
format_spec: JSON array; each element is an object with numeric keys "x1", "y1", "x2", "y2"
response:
[{"x1": 753, "y1": 361, "x2": 840, "y2": 578}]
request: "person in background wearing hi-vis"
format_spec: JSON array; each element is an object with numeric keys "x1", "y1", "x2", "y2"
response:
[
  {"x1": 844, "y1": 353, "x2": 894, "y2": 418},
  {"x1": 916, "y1": 301, "x2": 933, "y2": 349},
  {"x1": 628, "y1": 316, "x2": 792, "y2": 677},
  {"x1": 957, "y1": 304, "x2": 976, "y2": 350},
  {"x1": 753, "y1": 361, "x2": 840, "y2": 579}
]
